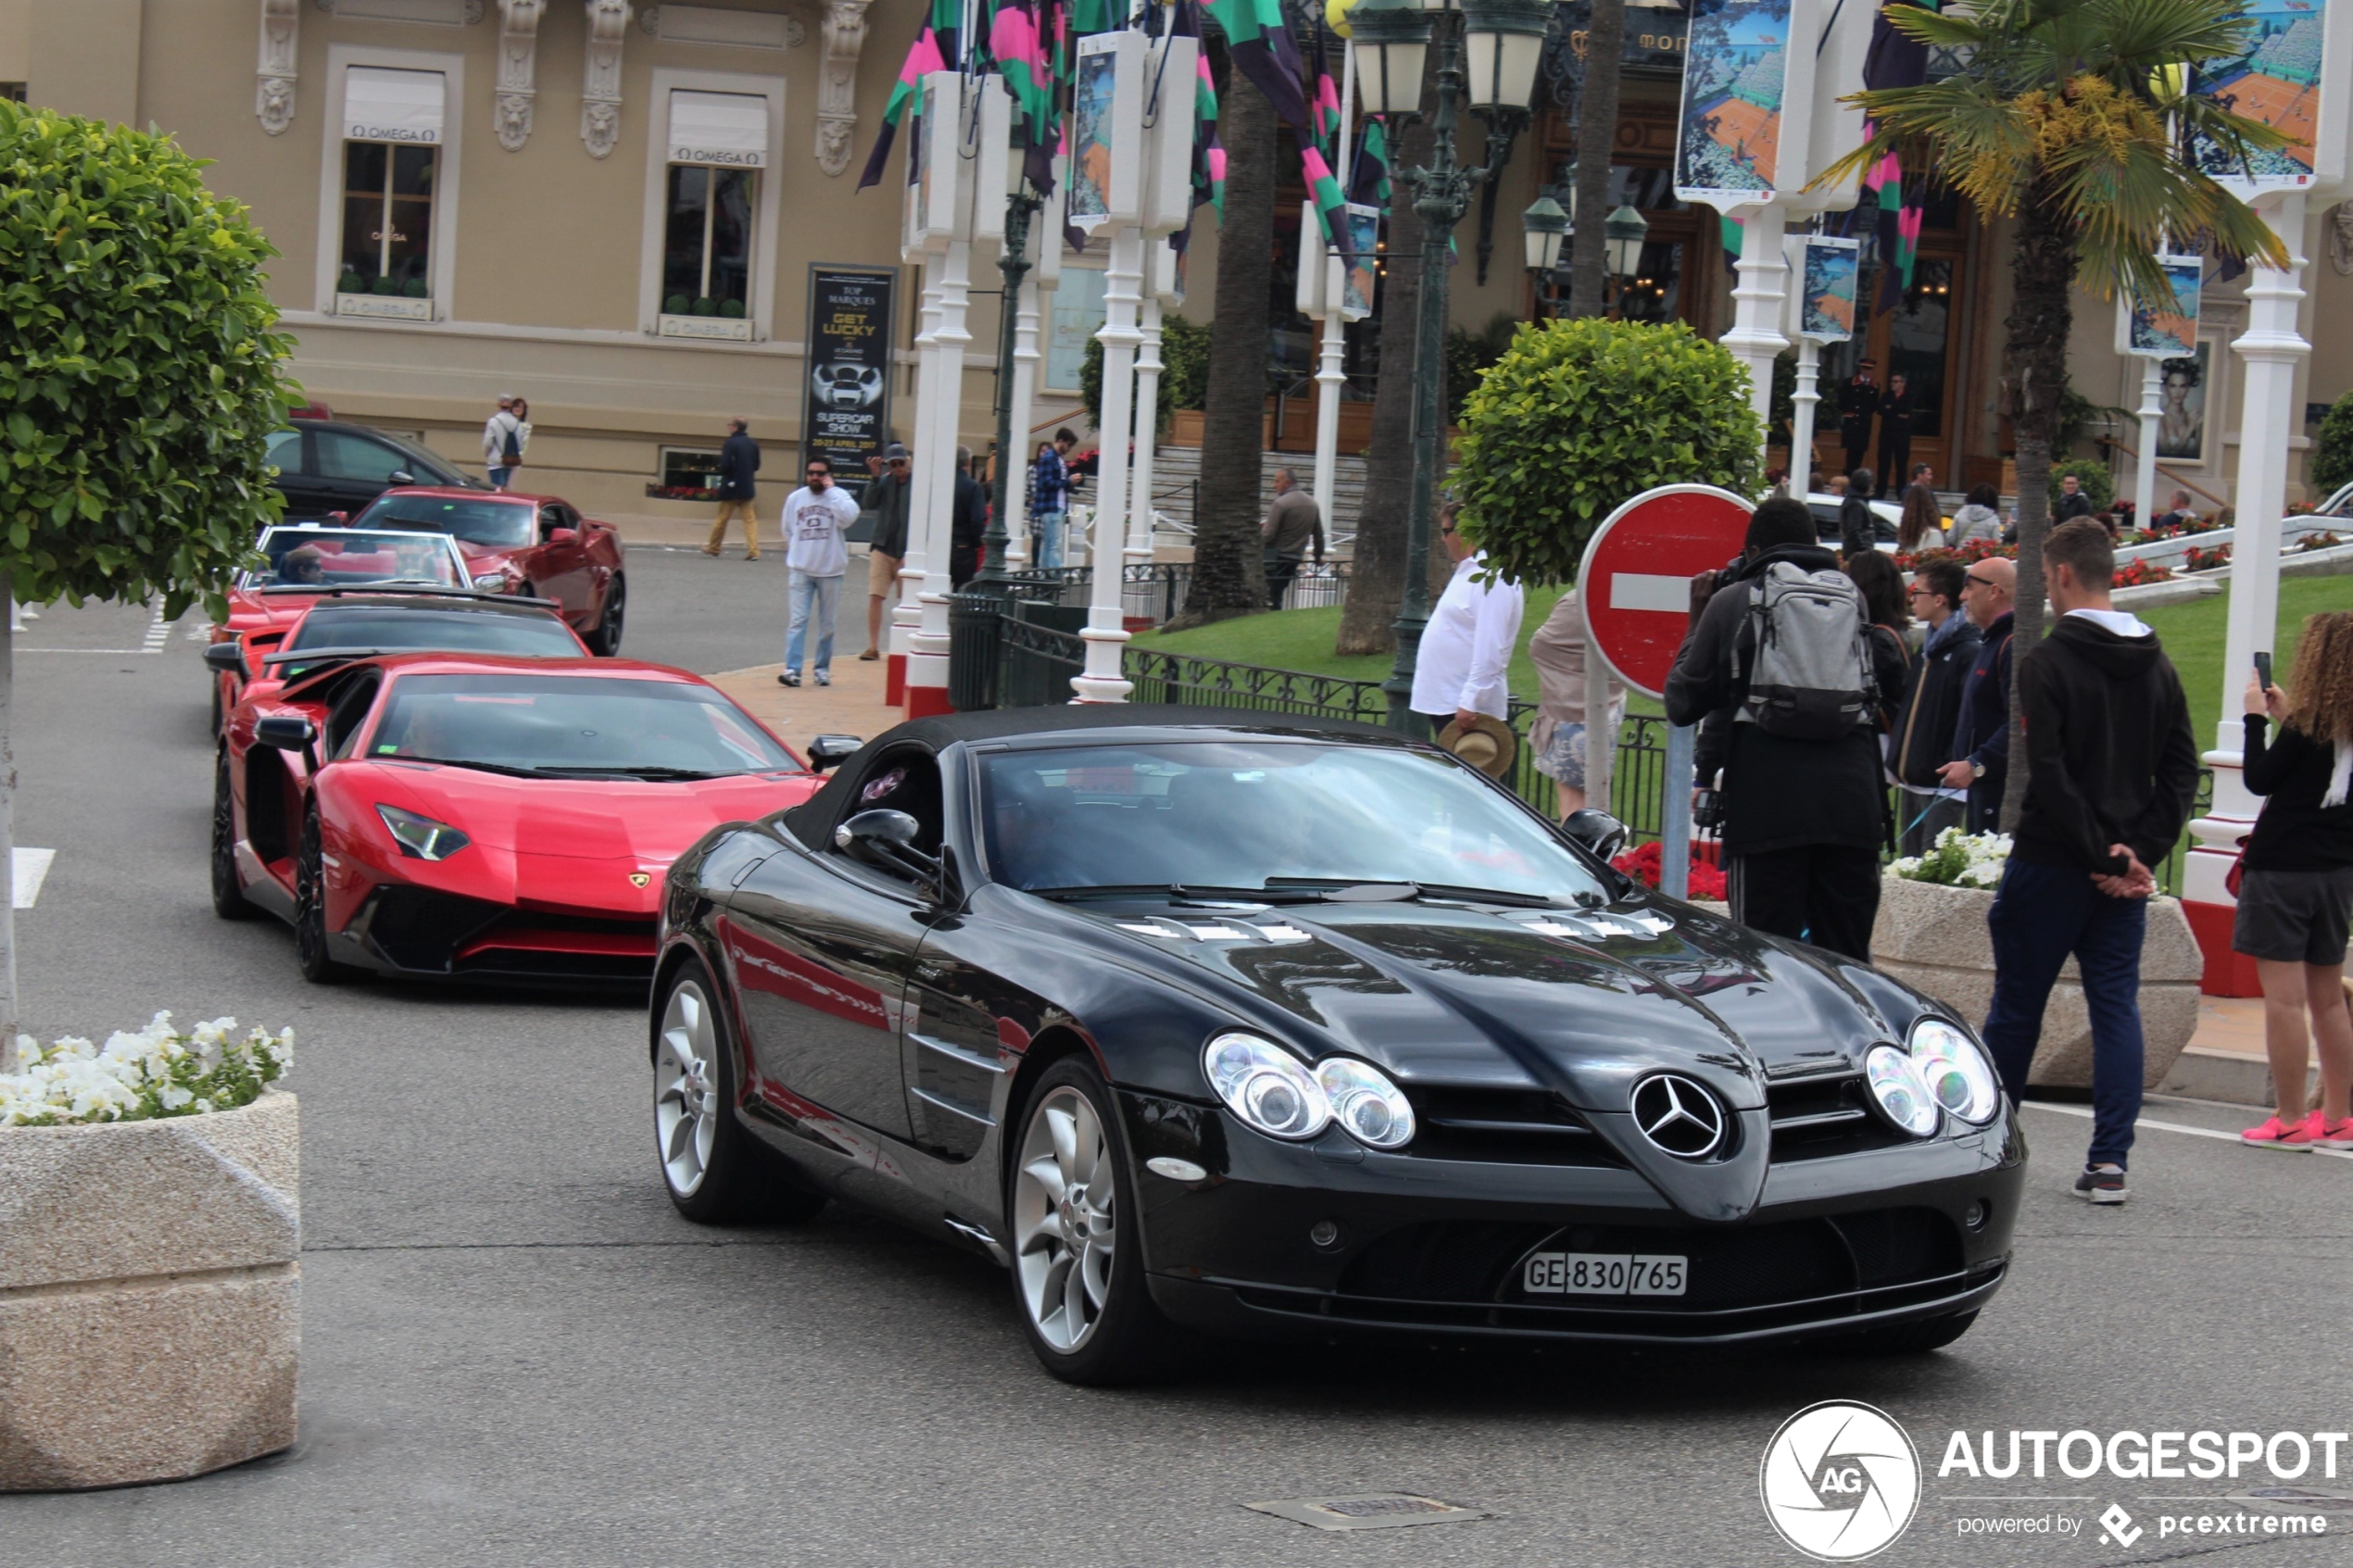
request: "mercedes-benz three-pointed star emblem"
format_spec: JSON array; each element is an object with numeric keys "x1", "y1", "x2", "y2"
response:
[{"x1": 1629, "y1": 1073, "x2": 1726, "y2": 1159}]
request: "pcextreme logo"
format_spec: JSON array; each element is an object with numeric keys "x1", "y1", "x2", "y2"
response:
[{"x1": 1762, "y1": 1400, "x2": 1924, "y2": 1561}]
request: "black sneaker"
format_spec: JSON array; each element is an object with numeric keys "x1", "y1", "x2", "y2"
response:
[
  {"x1": 2073, "y1": 1164, "x2": 2129, "y2": 1205},
  {"x1": 777, "y1": 671, "x2": 800, "y2": 687}
]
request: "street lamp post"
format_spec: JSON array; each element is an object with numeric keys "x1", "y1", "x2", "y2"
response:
[{"x1": 1354, "y1": 0, "x2": 1547, "y2": 736}]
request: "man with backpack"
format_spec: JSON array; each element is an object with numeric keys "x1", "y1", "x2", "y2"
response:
[{"x1": 1667, "y1": 496, "x2": 1900, "y2": 961}]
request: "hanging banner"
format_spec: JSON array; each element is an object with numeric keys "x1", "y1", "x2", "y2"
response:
[
  {"x1": 1674, "y1": 0, "x2": 1793, "y2": 207},
  {"x1": 2118, "y1": 253, "x2": 2204, "y2": 358},
  {"x1": 1340, "y1": 203, "x2": 1380, "y2": 320},
  {"x1": 800, "y1": 265, "x2": 897, "y2": 499},
  {"x1": 2186, "y1": 0, "x2": 2344, "y2": 194},
  {"x1": 1784, "y1": 232, "x2": 1859, "y2": 343}
]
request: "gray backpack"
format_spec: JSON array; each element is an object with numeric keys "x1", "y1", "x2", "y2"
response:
[{"x1": 1735, "y1": 561, "x2": 1875, "y2": 740}]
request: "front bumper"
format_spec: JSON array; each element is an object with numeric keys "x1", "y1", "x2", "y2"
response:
[
  {"x1": 1122, "y1": 1090, "x2": 2023, "y2": 1347},
  {"x1": 337, "y1": 884, "x2": 656, "y2": 986}
]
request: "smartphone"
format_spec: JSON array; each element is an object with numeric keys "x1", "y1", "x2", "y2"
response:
[{"x1": 2255, "y1": 651, "x2": 2273, "y2": 691}]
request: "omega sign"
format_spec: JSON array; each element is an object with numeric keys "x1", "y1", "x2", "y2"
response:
[
  {"x1": 673, "y1": 146, "x2": 763, "y2": 166},
  {"x1": 346, "y1": 122, "x2": 439, "y2": 144}
]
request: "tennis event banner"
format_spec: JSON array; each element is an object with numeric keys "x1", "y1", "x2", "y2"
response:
[
  {"x1": 2187, "y1": 0, "x2": 2347, "y2": 194},
  {"x1": 1675, "y1": 0, "x2": 1793, "y2": 207}
]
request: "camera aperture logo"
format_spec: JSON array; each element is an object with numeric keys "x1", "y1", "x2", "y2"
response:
[{"x1": 1762, "y1": 1401, "x2": 1923, "y2": 1561}]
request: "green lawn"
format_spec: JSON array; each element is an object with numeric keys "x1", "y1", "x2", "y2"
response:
[{"x1": 1133, "y1": 573, "x2": 2352, "y2": 733}]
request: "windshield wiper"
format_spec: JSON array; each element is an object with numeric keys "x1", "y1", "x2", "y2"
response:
[
  {"x1": 1024, "y1": 883, "x2": 1329, "y2": 905},
  {"x1": 387, "y1": 756, "x2": 556, "y2": 778},
  {"x1": 531, "y1": 765, "x2": 724, "y2": 781},
  {"x1": 1264, "y1": 877, "x2": 1564, "y2": 909}
]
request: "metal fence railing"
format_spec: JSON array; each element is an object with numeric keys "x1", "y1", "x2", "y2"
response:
[{"x1": 1125, "y1": 649, "x2": 1389, "y2": 720}]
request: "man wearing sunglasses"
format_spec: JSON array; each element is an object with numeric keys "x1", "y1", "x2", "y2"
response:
[
  {"x1": 862, "y1": 442, "x2": 912, "y2": 661},
  {"x1": 779, "y1": 457, "x2": 861, "y2": 687},
  {"x1": 1940, "y1": 555, "x2": 2017, "y2": 831}
]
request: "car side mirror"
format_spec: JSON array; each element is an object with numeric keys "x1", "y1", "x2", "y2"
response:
[
  {"x1": 807, "y1": 734, "x2": 863, "y2": 772},
  {"x1": 387, "y1": 470, "x2": 415, "y2": 486},
  {"x1": 254, "y1": 715, "x2": 321, "y2": 770},
  {"x1": 545, "y1": 527, "x2": 578, "y2": 545},
  {"x1": 836, "y1": 809, "x2": 941, "y2": 887},
  {"x1": 203, "y1": 642, "x2": 246, "y2": 675},
  {"x1": 325, "y1": 510, "x2": 349, "y2": 525},
  {"x1": 1561, "y1": 809, "x2": 1629, "y2": 865}
]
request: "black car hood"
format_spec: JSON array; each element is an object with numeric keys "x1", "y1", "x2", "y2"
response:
[{"x1": 1072, "y1": 892, "x2": 1920, "y2": 1221}]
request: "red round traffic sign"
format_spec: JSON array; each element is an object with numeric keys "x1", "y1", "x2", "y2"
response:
[{"x1": 1575, "y1": 483, "x2": 1754, "y2": 699}]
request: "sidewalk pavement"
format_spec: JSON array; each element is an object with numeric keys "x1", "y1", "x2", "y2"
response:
[
  {"x1": 711, "y1": 640, "x2": 900, "y2": 758},
  {"x1": 2160, "y1": 993, "x2": 2323, "y2": 1110}
]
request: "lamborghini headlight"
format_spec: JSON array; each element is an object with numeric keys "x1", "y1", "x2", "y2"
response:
[
  {"x1": 1864, "y1": 1043, "x2": 1940, "y2": 1138},
  {"x1": 1909, "y1": 1018, "x2": 2002, "y2": 1125},
  {"x1": 377, "y1": 804, "x2": 471, "y2": 861}
]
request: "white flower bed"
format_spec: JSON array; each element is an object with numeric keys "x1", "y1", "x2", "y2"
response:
[
  {"x1": 0, "y1": 1012, "x2": 291, "y2": 1127},
  {"x1": 1890, "y1": 827, "x2": 2012, "y2": 890}
]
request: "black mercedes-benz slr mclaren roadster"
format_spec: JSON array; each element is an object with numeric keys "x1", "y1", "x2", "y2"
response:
[{"x1": 648, "y1": 707, "x2": 2023, "y2": 1384}]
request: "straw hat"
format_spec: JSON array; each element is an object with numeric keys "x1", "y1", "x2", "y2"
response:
[{"x1": 1435, "y1": 713, "x2": 1517, "y2": 779}]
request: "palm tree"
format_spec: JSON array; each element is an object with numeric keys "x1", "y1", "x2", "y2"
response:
[{"x1": 1815, "y1": 0, "x2": 2289, "y2": 826}]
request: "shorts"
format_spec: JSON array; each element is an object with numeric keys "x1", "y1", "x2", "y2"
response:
[
  {"x1": 1532, "y1": 703, "x2": 1623, "y2": 793},
  {"x1": 868, "y1": 550, "x2": 903, "y2": 596},
  {"x1": 2233, "y1": 866, "x2": 2353, "y2": 967}
]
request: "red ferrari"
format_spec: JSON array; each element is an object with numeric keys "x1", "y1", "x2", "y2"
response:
[
  {"x1": 346, "y1": 488, "x2": 627, "y2": 656},
  {"x1": 206, "y1": 525, "x2": 474, "y2": 726},
  {"x1": 212, "y1": 653, "x2": 842, "y2": 985}
]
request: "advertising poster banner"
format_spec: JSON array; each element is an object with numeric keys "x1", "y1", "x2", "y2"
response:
[
  {"x1": 1793, "y1": 233, "x2": 1859, "y2": 342},
  {"x1": 801, "y1": 266, "x2": 897, "y2": 497},
  {"x1": 2187, "y1": 0, "x2": 2330, "y2": 192},
  {"x1": 1340, "y1": 204, "x2": 1380, "y2": 320},
  {"x1": 2123, "y1": 254, "x2": 2203, "y2": 357},
  {"x1": 1071, "y1": 47, "x2": 1118, "y2": 224},
  {"x1": 1675, "y1": 0, "x2": 1793, "y2": 207}
]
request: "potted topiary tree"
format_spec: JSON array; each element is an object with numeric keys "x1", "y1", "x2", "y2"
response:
[{"x1": 0, "y1": 101, "x2": 299, "y2": 1491}]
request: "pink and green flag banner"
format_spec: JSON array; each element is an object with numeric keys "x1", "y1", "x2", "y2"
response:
[
  {"x1": 854, "y1": 23, "x2": 949, "y2": 191},
  {"x1": 1302, "y1": 145, "x2": 1347, "y2": 247},
  {"x1": 1349, "y1": 119, "x2": 1390, "y2": 207},
  {"x1": 1206, "y1": 0, "x2": 1310, "y2": 129}
]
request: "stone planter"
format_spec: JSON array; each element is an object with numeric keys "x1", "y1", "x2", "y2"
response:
[
  {"x1": 0, "y1": 1088, "x2": 298, "y2": 1490},
  {"x1": 1869, "y1": 876, "x2": 2202, "y2": 1088}
]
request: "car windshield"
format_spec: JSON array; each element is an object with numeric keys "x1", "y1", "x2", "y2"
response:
[
  {"x1": 979, "y1": 741, "x2": 1608, "y2": 903},
  {"x1": 370, "y1": 673, "x2": 798, "y2": 778},
  {"x1": 285, "y1": 608, "x2": 580, "y2": 656},
  {"x1": 246, "y1": 530, "x2": 466, "y2": 589},
  {"x1": 353, "y1": 494, "x2": 536, "y2": 547}
]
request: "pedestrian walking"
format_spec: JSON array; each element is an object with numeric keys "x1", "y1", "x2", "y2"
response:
[
  {"x1": 861, "y1": 442, "x2": 912, "y2": 660},
  {"x1": 2054, "y1": 471, "x2": 2095, "y2": 522},
  {"x1": 2233, "y1": 610, "x2": 2353, "y2": 1149},
  {"x1": 1941, "y1": 555, "x2": 2016, "y2": 832},
  {"x1": 1979, "y1": 519, "x2": 2200, "y2": 1205},
  {"x1": 1666, "y1": 496, "x2": 1898, "y2": 961},
  {"x1": 1411, "y1": 502, "x2": 1524, "y2": 738},
  {"x1": 1951, "y1": 483, "x2": 2003, "y2": 546},
  {"x1": 949, "y1": 446, "x2": 988, "y2": 588},
  {"x1": 1837, "y1": 358, "x2": 1880, "y2": 479},
  {"x1": 1528, "y1": 588, "x2": 1623, "y2": 819},
  {"x1": 1876, "y1": 372, "x2": 1915, "y2": 496},
  {"x1": 778, "y1": 457, "x2": 859, "y2": 687},
  {"x1": 1891, "y1": 558, "x2": 1982, "y2": 854},
  {"x1": 704, "y1": 417, "x2": 763, "y2": 560},
  {"x1": 1260, "y1": 467, "x2": 1324, "y2": 609},
  {"x1": 483, "y1": 394, "x2": 523, "y2": 490},
  {"x1": 1028, "y1": 429, "x2": 1076, "y2": 571},
  {"x1": 1843, "y1": 549, "x2": 1914, "y2": 730},
  {"x1": 1839, "y1": 470, "x2": 1878, "y2": 558}
]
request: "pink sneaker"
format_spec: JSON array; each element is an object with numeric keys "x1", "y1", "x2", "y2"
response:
[
  {"x1": 2242, "y1": 1113, "x2": 2320, "y2": 1150},
  {"x1": 2318, "y1": 1117, "x2": 2353, "y2": 1148}
]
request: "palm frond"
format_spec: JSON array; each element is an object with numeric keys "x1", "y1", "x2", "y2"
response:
[{"x1": 1881, "y1": 5, "x2": 1994, "y2": 48}]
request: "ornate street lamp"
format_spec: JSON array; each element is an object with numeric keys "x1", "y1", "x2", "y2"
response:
[
  {"x1": 1351, "y1": 0, "x2": 1544, "y2": 734},
  {"x1": 1521, "y1": 194, "x2": 1568, "y2": 273},
  {"x1": 1603, "y1": 201, "x2": 1648, "y2": 283}
]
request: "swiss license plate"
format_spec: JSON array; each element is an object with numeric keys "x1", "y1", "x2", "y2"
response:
[{"x1": 1522, "y1": 1252, "x2": 1687, "y2": 1297}]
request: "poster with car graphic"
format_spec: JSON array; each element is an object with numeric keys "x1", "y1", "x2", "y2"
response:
[
  {"x1": 800, "y1": 266, "x2": 895, "y2": 499},
  {"x1": 1674, "y1": 0, "x2": 1793, "y2": 207}
]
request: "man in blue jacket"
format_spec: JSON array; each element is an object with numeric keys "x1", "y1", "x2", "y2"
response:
[
  {"x1": 703, "y1": 417, "x2": 763, "y2": 560},
  {"x1": 1941, "y1": 555, "x2": 2015, "y2": 831}
]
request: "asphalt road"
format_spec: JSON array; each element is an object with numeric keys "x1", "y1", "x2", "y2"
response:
[{"x1": 7, "y1": 549, "x2": 2353, "y2": 1568}]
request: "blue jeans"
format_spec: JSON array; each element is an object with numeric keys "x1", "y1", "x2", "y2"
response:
[
  {"x1": 487, "y1": 466, "x2": 514, "y2": 489},
  {"x1": 1031, "y1": 509, "x2": 1065, "y2": 570},
  {"x1": 785, "y1": 571, "x2": 842, "y2": 675},
  {"x1": 1982, "y1": 859, "x2": 2148, "y2": 1168}
]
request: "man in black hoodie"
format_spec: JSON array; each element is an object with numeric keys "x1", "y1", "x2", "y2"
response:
[
  {"x1": 1982, "y1": 520, "x2": 2200, "y2": 1206},
  {"x1": 1667, "y1": 497, "x2": 1899, "y2": 961}
]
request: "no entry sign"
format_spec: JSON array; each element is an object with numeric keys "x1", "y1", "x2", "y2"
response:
[{"x1": 1576, "y1": 484, "x2": 1754, "y2": 699}]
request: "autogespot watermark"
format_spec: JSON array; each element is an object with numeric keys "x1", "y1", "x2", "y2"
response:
[{"x1": 1762, "y1": 1408, "x2": 2346, "y2": 1559}]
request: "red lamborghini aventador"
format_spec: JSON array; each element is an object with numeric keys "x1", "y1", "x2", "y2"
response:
[
  {"x1": 347, "y1": 488, "x2": 627, "y2": 655},
  {"x1": 212, "y1": 653, "x2": 827, "y2": 985}
]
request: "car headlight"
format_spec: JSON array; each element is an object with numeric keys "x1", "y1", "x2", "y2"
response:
[
  {"x1": 377, "y1": 804, "x2": 471, "y2": 861},
  {"x1": 472, "y1": 572, "x2": 510, "y2": 591},
  {"x1": 1909, "y1": 1018, "x2": 2001, "y2": 1125},
  {"x1": 1202, "y1": 1034, "x2": 1329, "y2": 1141},
  {"x1": 1315, "y1": 1056, "x2": 1416, "y2": 1149},
  {"x1": 1863, "y1": 1043, "x2": 1939, "y2": 1137}
]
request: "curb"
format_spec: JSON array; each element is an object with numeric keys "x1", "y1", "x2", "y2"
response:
[{"x1": 2156, "y1": 1045, "x2": 2317, "y2": 1109}]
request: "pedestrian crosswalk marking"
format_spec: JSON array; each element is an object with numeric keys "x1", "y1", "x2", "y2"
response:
[{"x1": 13, "y1": 847, "x2": 55, "y2": 909}]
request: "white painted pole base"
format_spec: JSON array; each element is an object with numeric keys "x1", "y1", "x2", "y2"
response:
[
  {"x1": 2133, "y1": 358, "x2": 2162, "y2": 524},
  {"x1": 1074, "y1": 613, "x2": 1134, "y2": 703},
  {"x1": 1127, "y1": 296, "x2": 1163, "y2": 563},
  {"x1": 1789, "y1": 338, "x2": 1819, "y2": 493}
]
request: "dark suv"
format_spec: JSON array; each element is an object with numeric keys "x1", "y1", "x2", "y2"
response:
[{"x1": 266, "y1": 419, "x2": 486, "y2": 521}]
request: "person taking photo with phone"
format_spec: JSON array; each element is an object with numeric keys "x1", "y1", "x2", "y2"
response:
[{"x1": 2233, "y1": 611, "x2": 2353, "y2": 1149}]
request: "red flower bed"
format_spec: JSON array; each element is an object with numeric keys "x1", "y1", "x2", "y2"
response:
[
  {"x1": 2110, "y1": 556, "x2": 2175, "y2": 587},
  {"x1": 1611, "y1": 840, "x2": 1729, "y2": 901},
  {"x1": 1893, "y1": 537, "x2": 2015, "y2": 572}
]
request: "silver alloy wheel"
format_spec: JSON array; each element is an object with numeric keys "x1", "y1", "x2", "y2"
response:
[
  {"x1": 1012, "y1": 1085, "x2": 1118, "y2": 1353},
  {"x1": 655, "y1": 980, "x2": 720, "y2": 1198}
]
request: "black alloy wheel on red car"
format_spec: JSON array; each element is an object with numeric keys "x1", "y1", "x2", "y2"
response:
[
  {"x1": 293, "y1": 807, "x2": 352, "y2": 984},
  {"x1": 588, "y1": 574, "x2": 626, "y2": 657},
  {"x1": 209, "y1": 752, "x2": 255, "y2": 921}
]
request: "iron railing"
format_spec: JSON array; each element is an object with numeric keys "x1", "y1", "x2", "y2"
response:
[{"x1": 1125, "y1": 649, "x2": 1389, "y2": 720}]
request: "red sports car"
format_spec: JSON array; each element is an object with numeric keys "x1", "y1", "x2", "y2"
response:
[
  {"x1": 207, "y1": 590, "x2": 591, "y2": 720},
  {"x1": 206, "y1": 525, "x2": 474, "y2": 726},
  {"x1": 346, "y1": 488, "x2": 628, "y2": 656},
  {"x1": 212, "y1": 652, "x2": 841, "y2": 985}
]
